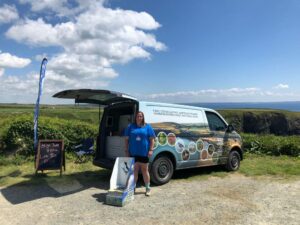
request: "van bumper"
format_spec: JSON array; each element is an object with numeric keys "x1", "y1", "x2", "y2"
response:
[{"x1": 93, "y1": 158, "x2": 115, "y2": 169}]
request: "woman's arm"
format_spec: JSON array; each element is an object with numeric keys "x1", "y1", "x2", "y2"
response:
[{"x1": 148, "y1": 137, "x2": 154, "y2": 157}]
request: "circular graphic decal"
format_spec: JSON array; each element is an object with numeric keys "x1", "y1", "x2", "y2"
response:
[
  {"x1": 208, "y1": 144, "x2": 215, "y2": 156},
  {"x1": 188, "y1": 142, "x2": 197, "y2": 154},
  {"x1": 212, "y1": 152, "x2": 218, "y2": 163},
  {"x1": 201, "y1": 149, "x2": 208, "y2": 160},
  {"x1": 175, "y1": 139, "x2": 185, "y2": 153},
  {"x1": 167, "y1": 133, "x2": 176, "y2": 146},
  {"x1": 153, "y1": 137, "x2": 158, "y2": 149},
  {"x1": 196, "y1": 139, "x2": 204, "y2": 152},
  {"x1": 157, "y1": 132, "x2": 167, "y2": 146},
  {"x1": 182, "y1": 149, "x2": 190, "y2": 161}
]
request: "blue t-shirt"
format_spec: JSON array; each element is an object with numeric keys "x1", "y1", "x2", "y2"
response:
[{"x1": 124, "y1": 123, "x2": 156, "y2": 157}]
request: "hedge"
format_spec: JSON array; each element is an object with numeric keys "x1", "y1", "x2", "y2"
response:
[
  {"x1": 1, "y1": 115, "x2": 299, "y2": 157},
  {"x1": 241, "y1": 133, "x2": 300, "y2": 157},
  {"x1": 2, "y1": 115, "x2": 98, "y2": 156}
]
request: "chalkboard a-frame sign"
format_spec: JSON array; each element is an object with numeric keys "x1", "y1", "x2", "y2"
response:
[{"x1": 35, "y1": 140, "x2": 65, "y2": 176}]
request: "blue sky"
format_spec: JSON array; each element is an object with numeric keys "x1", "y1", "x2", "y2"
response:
[{"x1": 0, "y1": 0, "x2": 300, "y2": 104}]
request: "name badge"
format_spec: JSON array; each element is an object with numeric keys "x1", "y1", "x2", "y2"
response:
[{"x1": 136, "y1": 136, "x2": 141, "y2": 141}]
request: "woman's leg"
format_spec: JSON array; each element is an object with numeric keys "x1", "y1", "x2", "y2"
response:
[
  {"x1": 140, "y1": 163, "x2": 150, "y2": 186},
  {"x1": 134, "y1": 162, "x2": 141, "y2": 185},
  {"x1": 140, "y1": 162, "x2": 151, "y2": 196}
]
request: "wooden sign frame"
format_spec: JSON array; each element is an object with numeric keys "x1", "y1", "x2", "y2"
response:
[{"x1": 35, "y1": 139, "x2": 65, "y2": 176}]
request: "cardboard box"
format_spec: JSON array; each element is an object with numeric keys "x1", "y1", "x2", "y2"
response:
[{"x1": 106, "y1": 157, "x2": 135, "y2": 206}]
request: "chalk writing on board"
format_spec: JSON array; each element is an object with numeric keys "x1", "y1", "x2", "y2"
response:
[{"x1": 36, "y1": 140, "x2": 65, "y2": 175}]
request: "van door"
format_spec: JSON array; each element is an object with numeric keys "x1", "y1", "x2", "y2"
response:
[{"x1": 203, "y1": 111, "x2": 228, "y2": 164}]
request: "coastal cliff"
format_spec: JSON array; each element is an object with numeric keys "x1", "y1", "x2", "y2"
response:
[{"x1": 219, "y1": 110, "x2": 300, "y2": 135}]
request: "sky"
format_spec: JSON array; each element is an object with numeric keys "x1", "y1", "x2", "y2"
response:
[{"x1": 0, "y1": 0, "x2": 300, "y2": 104}]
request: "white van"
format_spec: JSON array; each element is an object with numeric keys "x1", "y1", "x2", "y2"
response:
[{"x1": 54, "y1": 89, "x2": 243, "y2": 185}]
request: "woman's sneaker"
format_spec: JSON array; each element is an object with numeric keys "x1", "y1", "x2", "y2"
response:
[{"x1": 145, "y1": 188, "x2": 151, "y2": 196}]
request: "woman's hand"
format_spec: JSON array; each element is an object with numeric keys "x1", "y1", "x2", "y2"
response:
[
  {"x1": 148, "y1": 150, "x2": 153, "y2": 157},
  {"x1": 148, "y1": 137, "x2": 155, "y2": 157}
]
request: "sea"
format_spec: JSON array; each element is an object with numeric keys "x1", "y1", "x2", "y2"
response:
[{"x1": 185, "y1": 101, "x2": 300, "y2": 112}]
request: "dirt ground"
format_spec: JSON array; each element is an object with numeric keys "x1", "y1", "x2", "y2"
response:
[{"x1": 0, "y1": 173, "x2": 299, "y2": 225}]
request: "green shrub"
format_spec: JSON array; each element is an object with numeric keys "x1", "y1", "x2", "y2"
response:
[
  {"x1": 3, "y1": 115, "x2": 97, "y2": 155},
  {"x1": 2, "y1": 113, "x2": 299, "y2": 158},
  {"x1": 241, "y1": 133, "x2": 300, "y2": 157}
]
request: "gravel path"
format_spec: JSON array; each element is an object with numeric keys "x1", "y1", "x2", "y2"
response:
[{"x1": 0, "y1": 173, "x2": 299, "y2": 225}]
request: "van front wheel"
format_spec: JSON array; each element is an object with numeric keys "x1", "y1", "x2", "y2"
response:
[
  {"x1": 226, "y1": 150, "x2": 241, "y2": 171},
  {"x1": 150, "y1": 155, "x2": 174, "y2": 185}
]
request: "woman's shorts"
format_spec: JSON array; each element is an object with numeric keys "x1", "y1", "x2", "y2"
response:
[{"x1": 132, "y1": 156, "x2": 149, "y2": 163}]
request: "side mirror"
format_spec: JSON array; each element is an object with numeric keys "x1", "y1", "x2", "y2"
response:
[{"x1": 226, "y1": 124, "x2": 235, "y2": 133}]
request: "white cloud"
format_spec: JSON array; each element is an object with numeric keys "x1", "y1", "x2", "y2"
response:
[
  {"x1": 19, "y1": 0, "x2": 68, "y2": 13},
  {"x1": 0, "y1": 52, "x2": 31, "y2": 68},
  {"x1": 0, "y1": 69, "x2": 110, "y2": 103},
  {"x1": 147, "y1": 88, "x2": 261, "y2": 99},
  {"x1": 6, "y1": 18, "x2": 60, "y2": 46},
  {"x1": 19, "y1": 0, "x2": 105, "y2": 18},
  {"x1": 0, "y1": 68, "x2": 4, "y2": 77},
  {"x1": 48, "y1": 53, "x2": 118, "y2": 80},
  {"x1": 143, "y1": 87, "x2": 300, "y2": 103},
  {"x1": 274, "y1": 83, "x2": 289, "y2": 89},
  {"x1": 35, "y1": 54, "x2": 48, "y2": 61},
  {"x1": 0, "y1": 51, "x2": 31, "y2": 85},
  {"x1": 4, "y1": 2, "x2": 165, "y2": 97},
  {"x1": 0, "y1": 4, "x2": 19, "y2": 24}
]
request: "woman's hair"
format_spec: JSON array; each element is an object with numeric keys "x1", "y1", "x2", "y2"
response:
[{"x1": 135, "y1": 111, "x2": 145, "y2": 126}]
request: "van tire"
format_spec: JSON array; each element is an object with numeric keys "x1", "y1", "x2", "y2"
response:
[
  {"x1": 226, "y1": 150, "x2": 241, "y2": 171},
  {"x1": 150, "y1": 155, "x2": 174, "y2": 185}
]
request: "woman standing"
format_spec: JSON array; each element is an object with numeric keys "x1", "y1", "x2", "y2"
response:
[{"x1": 124, "y1": 111, "x2": 155, "y2": 196}]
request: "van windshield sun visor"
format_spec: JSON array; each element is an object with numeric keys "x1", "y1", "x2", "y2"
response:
[{"x1": 53, "y1": 89, "x2": 137, "y2": 105}]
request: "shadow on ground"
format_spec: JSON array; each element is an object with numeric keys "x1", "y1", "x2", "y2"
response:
[
  {"x1": 92, "y1": 192, "x2": 107, "y2": 204},
  {"x1": 1, "y1": 169, "x2": 111, "y2": 205},
  {"x1": 172, "y1": 165, "x2": 228, "y2": 181},
  {"x1": 1, "y1": 165, "x2": 230, "y2": 205},
  {"x1": 0, "y1": 169, "x2": 22, "y2": 179}
]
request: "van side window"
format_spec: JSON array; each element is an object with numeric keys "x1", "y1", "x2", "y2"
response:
[{"x1": 205, "y1": 111, "x2": 226, "y2": 131}]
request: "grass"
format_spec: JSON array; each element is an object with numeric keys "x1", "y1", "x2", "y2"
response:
[
  {"x1": 0, "y1": 154, "x2": 110, "y2": 187},
  {"x1": 170, "y1": 153, "x2": 300, "y2": 183},
  {"x1": 1, "y1": 153, "x2": 299, "y2": 187},
  {"x1": 239, "y1": 153, "x2": 300, "y2": 177},
  {"x1": 0, "y1": 104, "x2": 102, "y2": 124},
  {"x1": 0, "y1": 105, "x2": 299, "y2": 186}
]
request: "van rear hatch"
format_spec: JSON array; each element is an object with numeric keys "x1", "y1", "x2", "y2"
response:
[
  {"x1": 53, "y1": 89, "x2": 137, "y2": 169},
  {"x1": 53, "y1": 89, "x2": 137, "y2": 105}
]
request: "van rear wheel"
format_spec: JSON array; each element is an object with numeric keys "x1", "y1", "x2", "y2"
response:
[
  {"x1": 150, "y1": 155, "x2": 174, "y2": 185},
  {"x1": 226, "y1": 150, "x2": 241, "y2": 171}
]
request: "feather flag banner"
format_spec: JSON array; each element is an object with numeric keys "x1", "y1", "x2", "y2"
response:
[{"x1": 33, "y1": 58, "x2": 48, "y2": 152}]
